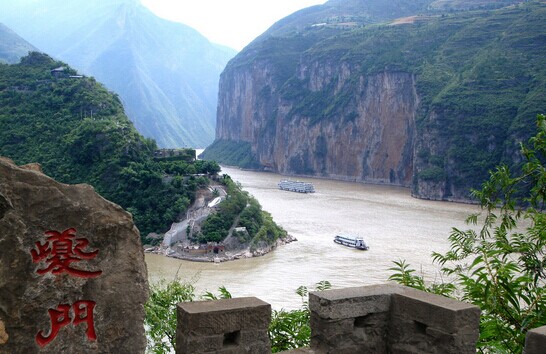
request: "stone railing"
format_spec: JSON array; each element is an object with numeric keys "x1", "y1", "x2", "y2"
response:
[
  {"x1": 176, "y1": 297, "x2": 271, "y2": 353},
  {"x1": 175, "y1": 284, "x2": 546, "y2": 354},
  {"x1": 524, "y1": 326, "x2": 546, "y2": 354}
]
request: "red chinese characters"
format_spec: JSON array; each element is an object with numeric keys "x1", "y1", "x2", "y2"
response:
[
  {"x1": 36, "y1": 300, "x2": 97, "y2": 348},
  {"x1": 30, "y1": 228, "x2": 102, "y2": 278},
  {"x1": 31, "y1": 228, "x2": 102, "y2": 347}
]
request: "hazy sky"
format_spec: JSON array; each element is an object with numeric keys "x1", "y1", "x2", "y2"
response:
[{"x1": 140, "y1": 0, "x2": 327, "y2": 51}]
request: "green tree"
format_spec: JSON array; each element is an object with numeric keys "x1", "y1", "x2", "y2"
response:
[
  {"x1": 269, "y1": 281, "x2": 331, "y2": 353},
  {"x1": 145, "y1": 280, "x2": 232, "y2": 354},
  {"x1": 145, "y1": 280, "x2": 196, "y2": 353},
  {"x1": 389, "y1": 114, "x2": 546, "y2": 353},
  {"x1": 145, "y1": 280, "x2": 331, "y2": 354}
]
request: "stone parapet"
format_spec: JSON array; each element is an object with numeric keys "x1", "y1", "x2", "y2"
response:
[
  {"x1": 175, "y1": 284, "x2": 543, "y2": 354},
  {"x1": 523, "y1": 326, "x2": 546, "y2": 354},
  {"x1": 389, "y1": 287, "x2": 480, "y2": 354},
  {"x1": 176, "y1": 297, "x2": 271, "y2": 354},
  {"x1": 309, "y1": 284, "x2": 480, "y2": 354}
]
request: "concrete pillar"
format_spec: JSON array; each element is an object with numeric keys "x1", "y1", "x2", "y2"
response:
[
  {"x1": 309, "y1": 284, "x2": 480, "y2": 354},
  {"x1": 523, "y1": 326, "x2": 546, "y2": 354},
  {"x1": 389, "y1": 286, "x2": 480, "y2": 354},
  {"x1": 176, "y1": 297, "x2": 271, "y2": 354}
]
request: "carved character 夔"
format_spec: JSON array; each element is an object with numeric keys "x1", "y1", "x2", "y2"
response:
[{"x1": 30, "y1": 228, "x2": 102, "y2": 278}]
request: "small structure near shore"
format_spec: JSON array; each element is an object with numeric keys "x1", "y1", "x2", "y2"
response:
[
  {"x1": 180, "y1": 243, "x2": 225, "y2": 255},
  {"x1": 206, "y1": 244, "x2": 225, "y2": 254},
  {"x1": 147, "y1": 234, "x2": 297, "y2": 263}
]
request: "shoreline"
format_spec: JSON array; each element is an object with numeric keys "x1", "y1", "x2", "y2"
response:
[
  {"x1": 220, "y1": 165, "x2": 479, "y2": 205},
  {"x1": 144, "y1": 234, "x2": 297, "y2": 263}
]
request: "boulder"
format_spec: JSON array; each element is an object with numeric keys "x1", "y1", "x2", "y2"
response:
[{"x1": 0, "y1": 157, "x2": 149, "y2": 353}]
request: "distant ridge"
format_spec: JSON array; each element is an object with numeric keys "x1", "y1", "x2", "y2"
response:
[
  {"x1": 0, "y1": 0, "x2": 236, "y2": 148},
  {"x1": 0, "y1": 23, "x2": 38, "y2": 64}
]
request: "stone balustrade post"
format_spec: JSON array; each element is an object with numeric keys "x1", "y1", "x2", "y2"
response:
[
  {"x1": 389, "y1": 286, "x2": 480, "y2": 353},
  {"x1": 176, "y1": 297, "x2": 271, "y2": 354},
  {"x1": 523, "y1": 326, "x2": 546, "y2": 354},
  {"x1": 309, "y1": 284, "x2": 481, "y2": 354}
]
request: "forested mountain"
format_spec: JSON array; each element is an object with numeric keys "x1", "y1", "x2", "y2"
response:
[
  {"x1": 0, "y1": 0, "x2": 236, "y2": 148},
  {"x1": 0, "y1": 52, "x2": 286, "y2": 248},
  {"x1": 0, "y1": 52, "x2": 220, "y2": 241},
  {"x1": 0, "y1": 23, "x2": 37, "y2": 64},
  {"x1": 203, "y1": 0, "x2": 545, "y2": 202}
]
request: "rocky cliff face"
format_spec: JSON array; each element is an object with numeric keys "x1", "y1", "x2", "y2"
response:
[
  {"x1": 217, "y1": 62, "x2": 418, "y2": 187},
  {"x1": 206, "y1": 1, "x2": 545, "y2": 202}
]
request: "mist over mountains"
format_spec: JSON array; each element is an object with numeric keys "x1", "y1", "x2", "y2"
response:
[{"x1": 0, "y1": 0, "x2": 236, "y2": 148}]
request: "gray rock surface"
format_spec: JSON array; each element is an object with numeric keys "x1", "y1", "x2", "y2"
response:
[{"x1": 0, "y1": 157, "x2": 148, "y2": 353}]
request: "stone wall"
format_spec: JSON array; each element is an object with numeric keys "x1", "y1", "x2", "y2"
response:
[
  {"x1": 175, "y1": 283, "x2": 546, "y2": 354},
  {"x1": 524, "y1": 326, "x2": 546, "y2": 354},
  {"x1": 176, "y1": 297, "x2": 271, "y2": 353},
  {"x1": 309, "y1": 284, "x2": 480, "y2": 354}
]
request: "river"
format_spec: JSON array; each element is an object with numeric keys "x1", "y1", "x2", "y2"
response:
[{"x1": 145, "y1": 166, "x2": 479, "y2": 310}]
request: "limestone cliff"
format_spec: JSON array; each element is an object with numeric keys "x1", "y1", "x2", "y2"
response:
[
  {"x1": 217, "y1": 62, "x2": 418, "y2": 187},
  {"x1": 203, "y1": 1, "x2": 546, "y2": 202}
]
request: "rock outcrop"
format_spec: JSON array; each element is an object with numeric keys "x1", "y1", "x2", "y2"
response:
[
  {"x1": 152, "y1": 183, "x2": 297, "y2": 263},
  {"x1": 217, "y1": 64, "x2": 417, "y2": 187},
  {"x1": 0, "y1": 157, "x2": 148, "y2": 353}
]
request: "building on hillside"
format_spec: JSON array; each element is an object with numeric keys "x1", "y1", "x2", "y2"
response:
[
  {"x1": 153, "y1": 148, "x2": 196, "y2": 162},
  {"x1": 50, "y1": 66, "x2": 68, "y2": 78}
]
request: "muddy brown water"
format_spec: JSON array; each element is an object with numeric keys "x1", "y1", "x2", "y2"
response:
[{"x1": 146, "y1": 166, "x2": 478, "y2": 309}]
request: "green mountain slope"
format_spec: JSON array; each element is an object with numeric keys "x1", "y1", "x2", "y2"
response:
[
  {"x1": 0, "y1": 52, "x2": 287, "y2": 249},
  {"x1": 204, "y1": 0, "x2": 544, "y2": 201},
  {"x1": 0, "y1": 53, "x2": 218, "y2": 240},
  {"x1": 0, "y1": 0, "x2": 236, "y2": 148}
]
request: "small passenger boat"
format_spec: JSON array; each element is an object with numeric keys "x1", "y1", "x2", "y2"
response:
[{"x1": 334, "y1": 234, "x2": 369, "y2": 250}]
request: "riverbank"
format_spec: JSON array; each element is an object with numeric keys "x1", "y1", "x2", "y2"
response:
[{"x1": 145, "y1": 234, "x2": 297, "y2": 263}]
